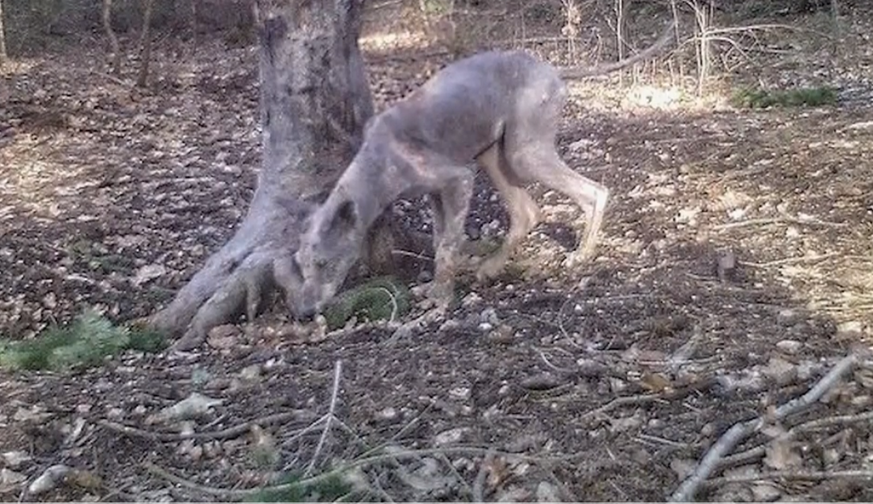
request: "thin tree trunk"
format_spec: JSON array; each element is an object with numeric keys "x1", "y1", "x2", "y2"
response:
[
  {"x1": 137, "y1": 0, "x2": 155, "y2": 87},
  {"x1": 190, "y1": 0, "x2": 199, "y2": 46},
  {"x1": 0, "y1": 0, "x2": 7, "y2": 66},
  {"x1": 103, "y1": 0, "x2": 122, "y2": 75},
  {"x1": 149, "y1": 0, "x2": 378, "y2": 350}
]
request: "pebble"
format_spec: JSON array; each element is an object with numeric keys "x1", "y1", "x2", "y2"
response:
[
  {"x1": 433, "y1": 427, "x2": 471, "y2": 447},
  {"x1": 480, "y1": 307, "x2": 499, "y2": 325},
  {"x1": 776, "y1": 309, "x2": 799, "y2": 326},
  {"x1": 763, "y1": 356, "x2": 797, "y2": 386},
  {"x1": 775, "y1": 339, "x2": 803, "y2": 354}
]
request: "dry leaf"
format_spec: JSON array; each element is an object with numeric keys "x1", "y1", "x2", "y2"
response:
[{"x1": 763, "y1": 437, "x2": 803, "y2": 470}]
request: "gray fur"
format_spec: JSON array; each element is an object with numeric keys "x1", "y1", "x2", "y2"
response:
[{"x1": 294, "y1": 24, "x2": 674, "y2": 317}]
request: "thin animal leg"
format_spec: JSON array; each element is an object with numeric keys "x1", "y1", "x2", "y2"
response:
[
  {"x1": 475, "y1": 143, "x2": 541, "y2": 281},
  {"x1": 506, "y1": 144, "x2": 609, "y2": 263},
  {"x1": 428, "y1": 171, "x2": 475, "y2": 309}
]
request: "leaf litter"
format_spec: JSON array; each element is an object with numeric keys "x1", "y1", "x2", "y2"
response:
[{"x1": 1, "y1": 8, "x2": 873, "y2": 502}]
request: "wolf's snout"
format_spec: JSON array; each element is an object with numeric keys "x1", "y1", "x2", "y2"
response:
[
  {"x1": 296, "y1": 287, "x2": 321, "y2": 320},
  {"x1": 296, "y1": 305, "x2": 317, "y2": 320}
]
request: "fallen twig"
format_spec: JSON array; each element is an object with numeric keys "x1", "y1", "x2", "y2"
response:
[
  {"x1": 145, "y1": 446, "x2": 560, "y2": 499},
  {"x1": 579, "y1": 393, "x2": 662, "y2": 421},
  {"x1": 669, "y1": 353, "x2": 859, "y2": 502},
  {"x1": 712, "y1": 217, "x2": 845, "y2": 231},
  {"x1": 580, "y1": 377, "x2": 717, "y2": 423},
  {"x1": 305, "y1": 359, "x2": 343, "y2": 477},
  {"x1": 718, "y1": 409, "x2": 873, "y2": 470},
  {"x1": 98, "y1": 410, "x2": 312, "y2": 442},
  {"x1": 744, "y1": 252, "x2": 840, "y2": 269},
  {"x1": 143, "y1": 461, "x2": 251, "y2": 499},
  {"x1": 704, "y1": 469, "x2": 873, "y2": 487}
]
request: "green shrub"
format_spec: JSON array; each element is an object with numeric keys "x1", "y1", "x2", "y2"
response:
[
  {"x1": 0, "y1": 309, "x2": 167, "y2": 372},
  {"x1": 731, "y1": 86, "x2": 838, "y2": 109},
  {"x1": 323, "y1": 276, "x2": 411, "y2": 330},
  {"x1": 245, "y1": 471, "x2": 353, "y2": 502}
]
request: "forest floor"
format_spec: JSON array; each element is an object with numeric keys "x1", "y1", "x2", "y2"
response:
[{"x1": 2, "y1": 2, "x2": 873, "y2": 502}]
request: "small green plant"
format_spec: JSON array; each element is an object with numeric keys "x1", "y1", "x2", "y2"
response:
[
  {"x1": 731, "y1": 86, "x2": 838, "y2": 109},
  {"x1": 323, "y1": 276, "x2": 411, "y2": 330},
  {"x1": 0, "y1": 309, "x2": 167, "y2": 372},
  {"x1": 245, "y1": 471, "x2": 353, "y2": 502}
]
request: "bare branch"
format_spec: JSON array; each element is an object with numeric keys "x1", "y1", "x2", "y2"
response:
[{"x1": 669, "y1": 353, "x2": 860, "y2": 502}]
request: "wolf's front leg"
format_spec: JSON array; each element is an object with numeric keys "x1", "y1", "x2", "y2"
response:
[{"x1": 427, "y1": 171, "x2": 474, "y2": 311}]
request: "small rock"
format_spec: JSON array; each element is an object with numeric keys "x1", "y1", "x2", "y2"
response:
[
  {"x1": 776, "y1": 309, "x2": 799, "y2": 327},
  {"x1": 609, "y1": 414, "x2": 643, "y2": 433},
  {"x1": 796, "y1": 360, "x2": 821, "y2": 381},
  {"x1": 480, "y1": 307, "x2": 499, "y2": 325},
  {"x1": 647, "y1": 418, "x2": 664, "y2": 429},
  {"x1": 478, "y1": 322, "x2": 494, "y2": 332},
  {"x1": 13, "y1": 406, "x2": 51, "y2": 423},
  {"x1": 146, "y1": 392, "x2": 223, "y2": 425},
  {"x1": 776, "y1": 339, "x2": 803, "y2": 354},
  {"x1": 751, "y1": 482, "x2": 783, "y2": 501},
  {"x1": 449, "y1": 387, "x2": 471, "y2": 401},
  {"x1": 28, "y1": 464, "x2": 71, "y2": 495},
  {"x1": 763, "y1": 357, "x2": 797, "y2": 386},
  {"x1": 3, "y1": 450, "x2": 32, "y2": 469},
  {"x1": 1, "y1": 468, "x2": 26, "y2": 486},
  {"x1": 238, "y1": 364, "x2": 261, "y2": 382},
  {"x1": 461, "y1": 292, "x2": 482, "y2": 307},
  {"x1": 837, "y1": 320, "x2": 864, "y2": 335},
  {"x1": 536, "y1": 481, "x2": 562, "y2": 502},
  {"x1": 851, "y1": 395, "x2": 871, "y2": 407},
  {"x1": 487, "y1": 324, "x2": 515, "y2": 344},
  {"x1": 376, "y1": 407, "x2": 398, "y2": 421},
  {"x1": 433, "y1": 427, "x2": 471, "y2": 447}
]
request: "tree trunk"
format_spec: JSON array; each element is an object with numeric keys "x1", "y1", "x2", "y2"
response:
[
  {"x1": 0, "y1": 0, "x2": 7, "y2": 66},
  {"x1": 136, "y1": 0, "x2": 155, "y2": 87},
  {"x1": 148, "y1": 0, "x2": 377, "y2": 350},
  {"x1": 103, "y1": 0, "x2": 122, "y2": 75}
]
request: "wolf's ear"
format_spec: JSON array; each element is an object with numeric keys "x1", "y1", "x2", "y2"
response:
[{"x1": 329, "y1": 200, "x2": 358, "y2": 233}]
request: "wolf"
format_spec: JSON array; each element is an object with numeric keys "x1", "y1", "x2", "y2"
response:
[{"x1": 293, "y1": 23, "x2": 675, "y2": 318}]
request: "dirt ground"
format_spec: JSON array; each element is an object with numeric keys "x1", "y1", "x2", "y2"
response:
[{"x1": 2, "y1": 3, "x2": 873, "y2": 502}]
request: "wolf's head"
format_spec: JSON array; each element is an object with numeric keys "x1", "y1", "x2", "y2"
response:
[{"x1": 294, "y1": 196, "x2": 364, "y2": 318}]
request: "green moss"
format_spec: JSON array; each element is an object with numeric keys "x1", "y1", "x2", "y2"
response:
[
  {"x1": 245, "y1": 471, "x2": 353, "y2": 502},
  {"x1": 0, "y1": 309, "x2": 167, "y2": 372},
  {"x1": 323, "y1": 276, "x2": 411, "y2": 330},
  {"x1": 731, "y1": 86, "x2": 838, "y2": 109}
]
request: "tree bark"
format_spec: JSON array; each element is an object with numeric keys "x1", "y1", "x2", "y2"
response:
[
  {"x1": 103, "y1": 0, "x2": 122, "y2": 75},
  {"x1": 148, "y1": 0, "x2": 377, "y2": 350},
  {"x1": 136, "y1": 0, "x2": 155, "y2": 87},
  {"x1": 0, "y1": 0, "x2": 7, "y2": 66}
]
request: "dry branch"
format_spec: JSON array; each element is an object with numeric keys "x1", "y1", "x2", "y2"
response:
[
  {"x1": 669, "y1": 353, "x2": 860, "y2": 502},
  {"x1": 98, "y1": 410, "x2": 314, "y2": 441},
  {"x1": 305, "y1": 359, "x2": 343, "y2": 477},
  {"x1": 705, "y1": 469, "x2": 873, "y2": 487},
  {"x1": 718, "y1": 409, "x2": 873, "y2": 470}
]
